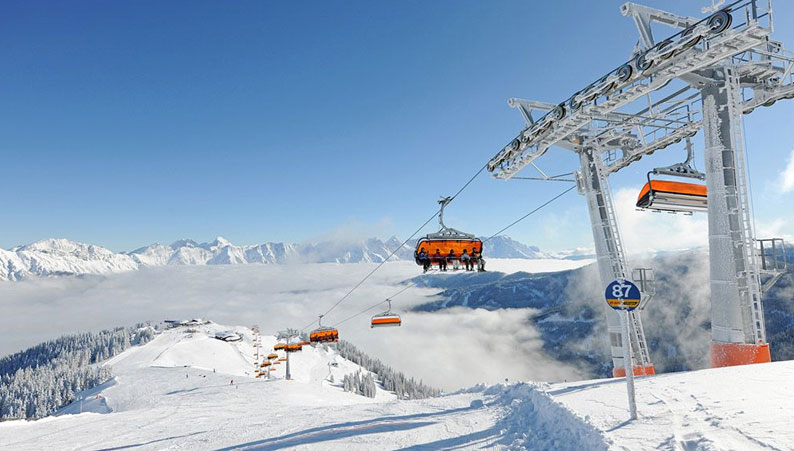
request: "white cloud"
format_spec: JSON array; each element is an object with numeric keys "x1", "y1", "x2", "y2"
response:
[
  {"x1": 303, "y1": 218, "x2": 395, "y2": 245},
  {"x1": 0, "y1": 263, "x2": 584, "y2": 391},
  {"x1": 780, "y1": 150, "x2": 794, "y2": 193},
  {"x1": 755, "y1": 217, "x2": 794, "y2": 242},
  {"x1": 612, "y1": 187, "x2": 708, "y2": 254}
]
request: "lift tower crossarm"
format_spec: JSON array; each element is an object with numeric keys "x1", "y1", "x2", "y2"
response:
[
  {"x1": 737, "y1": 43, "x2": 794, "y2": 111},
  {"x1": 488, "y1": 0, "x2": 772, "y2": 180}
]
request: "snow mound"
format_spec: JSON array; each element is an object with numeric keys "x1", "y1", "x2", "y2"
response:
[{"x1": 487, "y1": 383, "x2": 610, "y2": 450}]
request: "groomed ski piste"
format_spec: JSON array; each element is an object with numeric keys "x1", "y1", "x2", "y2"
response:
[{"x1": 1, "y1": 322, "x2": 793, "y2": 450}]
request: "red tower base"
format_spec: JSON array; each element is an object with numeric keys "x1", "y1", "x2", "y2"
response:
[
  {"x1": 711, "y1": 342, "x2": 771, "y2": 368},
  {"x1": 612, "y1": 364, "x2": 655, "y2": 378}
]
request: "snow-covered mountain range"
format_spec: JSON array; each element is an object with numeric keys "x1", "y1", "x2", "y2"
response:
[
  {"x1": 0, "y1": 235, "x2": 580, "y2": 281},
  {"x1": 0, "y1": 239, "x2": 139, "y2": 282}
]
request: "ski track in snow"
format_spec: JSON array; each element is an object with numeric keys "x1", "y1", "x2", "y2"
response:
[
  {"x1": 2, "y1": 323, "x2": 793, "y2": 450},
  {"x1": 549, "y1": 362, "x2": 794, "y2": 451}
]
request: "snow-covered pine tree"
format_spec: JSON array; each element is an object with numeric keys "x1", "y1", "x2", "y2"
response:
[
  {"x1": 0, "y1": 324, "x2": 156, "y2": 419},
  {"x1": 341, "y1": 370, "x2": 377, "y2": 398},
  {"x1": 336, "y1": 340, "x2": 440, "y2": 399}
]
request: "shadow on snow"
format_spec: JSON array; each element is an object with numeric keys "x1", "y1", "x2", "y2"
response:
[
  {"x1": 96, "y1": 431, "x2": 207, "y2": 450},
  {"x1": 216, "y1": 405, "x2": 477, "y2": 451}
]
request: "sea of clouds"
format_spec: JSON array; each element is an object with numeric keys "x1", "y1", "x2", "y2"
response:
[{"x1": 0, "y1": 262, "x2": 584, "y2": 391}]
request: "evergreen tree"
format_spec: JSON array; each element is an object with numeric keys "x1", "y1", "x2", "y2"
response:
[
  {"x1": 336, "y1": 340, "x2": 440, "y2": 400},
  {"x1": 0, "y1": 325, "x2": 156, "y2": 419}
]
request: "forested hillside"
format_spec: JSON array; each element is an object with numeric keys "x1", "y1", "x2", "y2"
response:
[
  {"x1": 0, "y1": 325, "x2": 155, "y2": 419},
  {"x1": 336, "y1": 340, "x2": 440, "y2": 399}
]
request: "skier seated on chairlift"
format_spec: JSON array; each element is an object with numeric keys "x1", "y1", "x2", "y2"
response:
[
  {"x1": 461, "y1": 249, "x2": 472, "y2": 271},
  {"x1": 417, "y1": 247, "x2": 431, "y2": 272},
  {"x1": 471, "y1": 249, "x2": 486, "y2": 272},
  {"x1": 447, "y1": 249, "x2": 459, "y2": 270},
  {"x1": 434, "y1": 249, "x2": 447, "y2": 271}
]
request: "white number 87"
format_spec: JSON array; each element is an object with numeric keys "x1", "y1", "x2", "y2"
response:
[{"x1": 612, "y1": 283, "x2": 631, "y2": 299}]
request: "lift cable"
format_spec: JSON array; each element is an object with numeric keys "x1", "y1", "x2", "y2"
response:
[
  {"x1": 325, "y1": 184, "x2": 576, "y2": 328},
  {"x1": 300, "y1": 163, "x2": 489, "y2": 332},
  {"x1": 299, "y1": 210, "x2": 437, "y2": 332},
  {"x1": 333, "y1": 270, "x2": 438, "y2": 328},
  {"x1": 482, "y1": 185, "x2": 576, "y2": 244},
  {"x1": 449, "y1": 164, "x2": 488, "y2": 202}
]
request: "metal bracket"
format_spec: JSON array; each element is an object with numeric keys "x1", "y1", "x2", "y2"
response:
[
  {"x1": 650, "y1": 136, "x2": 706, "y2": 179},
  {"x1": 621, "y1": 2, "x2": 697, "y2": 49},
  {"x1": 757, "y1": 238, "x2": 788, "y2": 292},
  {"x1": 632, "y1": 267, "x2": 656, "y2": 310}
]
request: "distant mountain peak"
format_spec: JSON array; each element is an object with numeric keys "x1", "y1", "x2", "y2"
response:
[
  {"x1": 211, "y1": 236, "x2": 232, "y2": 247},
  {"x1": 169, "y1": 239, "x2": 199, "y2": 249},
  {"x1": 1, "y1": 235, "x2": 555, "y2": 281},
  {"x1": 477, "y1": 235, "x2": 553, "y2": 259}
]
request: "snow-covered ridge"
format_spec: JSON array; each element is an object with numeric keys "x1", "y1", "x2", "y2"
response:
[
  {"x1": 0, "y1": 235, "x2": 574, "y2": 281},
  {"x1": 5, "y1": 320, "x2": 792, "y2": 449},
  {"x1": 0, "y1": 322, "x2": 613, "y2": 449},
  {"x1": 0, "y1": 239, "x2": 139, "y2": 281}
]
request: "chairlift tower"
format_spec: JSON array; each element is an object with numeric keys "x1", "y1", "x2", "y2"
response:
[
  {"x1": 488, "y1": 0, "x2": 792, "y2": 374},
  {"x1": 277, "y1": 328, "x2": 302, "y2": 380}
]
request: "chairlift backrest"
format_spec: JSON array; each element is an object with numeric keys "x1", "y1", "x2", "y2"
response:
[
  {"x1": 637, "y1": 175, "x2": 707, "y2": 214},
  {"x1": 371, "y1": 313, "x2": 402, "y2": 327},
  {"x1": 371, "y1": 299, "x2": 402, "y2": 328}
]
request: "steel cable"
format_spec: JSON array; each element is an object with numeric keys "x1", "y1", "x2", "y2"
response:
[
  {"x1": 482, "y1": 185, "x2": 576, "y2": 244},
  {"x1": 332, "y1": 270, "x2": 437, "y2": 327},
  {"x1": 300, "y1": 164, "x2": 488, "y2": 332},
  {"x1": 324, "y1": 184, "x2": 575, "y2": 329}
]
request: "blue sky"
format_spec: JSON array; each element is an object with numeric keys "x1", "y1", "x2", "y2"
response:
[{"x1": 2, "y1": 0, "x2": 793, "y2": 252}]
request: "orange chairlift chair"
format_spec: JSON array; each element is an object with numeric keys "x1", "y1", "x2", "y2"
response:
[
  {"x1": 414, "y1": 196, "x2": 483, "y2": 270},
  {"x1": 371, "y1": 299, "x2": 402, "y2": 328},
  {"x1": 636, "y1": 137, "x2": 707, "y2": 214},
  {"x1": 309, "y1": 315, "x2": 339, "y2": 344},
  {"x1": 285, "y1": 343, "x2": 303, "y2": 352}
]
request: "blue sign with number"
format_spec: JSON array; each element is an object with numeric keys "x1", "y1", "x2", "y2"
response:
[{"x1": 605, "y1": 279, "x2": 641, "y2": 311}]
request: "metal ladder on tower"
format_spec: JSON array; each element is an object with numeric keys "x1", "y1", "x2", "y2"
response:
[
  {"x1": 598, "y1": 164, "x2": 653, "y2": 368},
  {"x1": 726, "y1": 67, "x2": 766, "y2": 345},
  {"x1": 599, "y1": 167, "x2": 628, "y2": 280},
  {"x1": 628, "y1": 310, "x2": 652, "y2": 366}
]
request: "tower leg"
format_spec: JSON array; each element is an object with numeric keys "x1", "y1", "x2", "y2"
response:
[
  {"x1": 701, "y1": 67, "x2": 770, "y2": 368},
  {"x1": 579, "y1": 148, "x2": 655, "y2": 377}
]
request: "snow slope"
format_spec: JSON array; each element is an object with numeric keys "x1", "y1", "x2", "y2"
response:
[
  {"x1": 547, "y1": 360, "x2": 794, "y2": 450},
  {"x1": 0, "y1": 324, "x2": 504, "y2": 450},
  {"x1": 2, "y1": 322, "x2": 793, "y2": 450}
]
